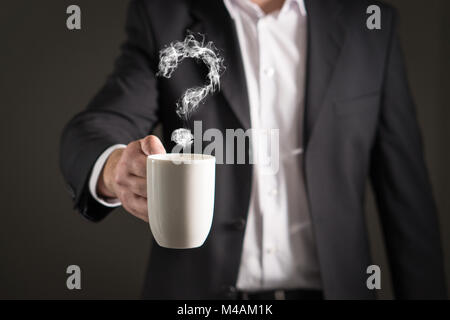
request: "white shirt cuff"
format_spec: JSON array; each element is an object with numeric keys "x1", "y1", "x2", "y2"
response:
[{"x1": 89, "y1": 144, "x2": 127, "y2": 207}]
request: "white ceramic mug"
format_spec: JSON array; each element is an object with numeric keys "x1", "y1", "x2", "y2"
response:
[{"x1": 147, "y1": 153, "x2": 216, "y2": 249}]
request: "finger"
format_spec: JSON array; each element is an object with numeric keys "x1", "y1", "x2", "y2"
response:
[
  {"x1": 127, "y1": 175, "x2": 147, "y2": 198},
  {"x1": 140, "y1": 135, "x2": 166, "y2": 156},
  {"x1": 126, "y1": 140, "x2": 144, "y2": 156},
  {"x1": 122, "y1": 192, "x2": 148, "y2": 222},
  {"x1": 128, "y1": 153, "x2": 147, "y2": 178},
  {"x1": 122, "y1": 141, "x2": 147, "y2": 177},
  {"x1": 132, "y1": 196, "x2": 149, "y2": 222},
  {"x1": 133, "y1": 196, "x2": 149, "y2": 222}
]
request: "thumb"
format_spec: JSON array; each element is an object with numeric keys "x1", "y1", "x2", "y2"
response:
[{"x1": 140, "y1": 135, "x2": 166, "y2": 156}]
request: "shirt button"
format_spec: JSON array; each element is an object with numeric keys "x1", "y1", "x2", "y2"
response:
[
  {"x1": 263, "y1": 67, "x2": 275, "y2": 77},
  {"x1": 265, "y1": 246, "x2": 275, "y2": 255},
  {"x1": 221, "y1": 285, "x2": 238, "y2": 299},
  {"x1": 268, "y1": 188, "x2": 278, "y2": 196}
]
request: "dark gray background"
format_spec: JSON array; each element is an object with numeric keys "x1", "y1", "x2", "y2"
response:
[{"x1": 0, "y1": 0, "x2": 448, "y2": 299}]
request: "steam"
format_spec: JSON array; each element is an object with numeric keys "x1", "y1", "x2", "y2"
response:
[
  {"x1": 171, "y1": 128, "x2": 193, "y2": 147},
  {"x1": 156, "y1": 34, "x2": 225, "y2": 147}
]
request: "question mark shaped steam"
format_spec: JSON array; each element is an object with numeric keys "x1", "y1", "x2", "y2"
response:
[{"x1": 156, "y1": 34, "x2": 225, "y2": 147}]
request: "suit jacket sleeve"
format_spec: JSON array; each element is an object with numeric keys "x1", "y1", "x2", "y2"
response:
[
  {"x1": 60, "y1": 0, "x2": 159, "y2": 221},
  {"x1": 370, "y1": 10, "x2": 447, "y2": 299}
]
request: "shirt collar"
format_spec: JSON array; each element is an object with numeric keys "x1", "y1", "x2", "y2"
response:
[{"x1": 224, "y1": 0, "x2": 307, "y2": 20}]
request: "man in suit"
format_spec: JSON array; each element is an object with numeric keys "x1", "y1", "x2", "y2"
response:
[{"x1": 60, "y1": 0, "x2": 447, "y2": 299}]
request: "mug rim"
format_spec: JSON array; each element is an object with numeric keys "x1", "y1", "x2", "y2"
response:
[{"x1": 147, "y1": 153, "x2": 216, "y2": 163}]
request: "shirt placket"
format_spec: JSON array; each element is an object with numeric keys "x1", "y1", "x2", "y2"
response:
[{"x1": 257, "y1": 16, "x2": 282, "y2": 288}]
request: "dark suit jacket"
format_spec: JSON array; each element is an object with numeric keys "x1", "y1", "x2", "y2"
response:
[{"x1": 60, "y1": 0, "x2": 447, "y2": 299}]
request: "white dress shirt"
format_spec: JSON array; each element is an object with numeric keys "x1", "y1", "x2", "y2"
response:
[
  {"x1": 89, "y1": 144, "x2": 125, "y2": 207},
  {"x1": 224, "y1": 0, "x2": 321, "y2": 291},
  {"x1": 90, "y1": 0, "x2": 321, "y2": 291}
]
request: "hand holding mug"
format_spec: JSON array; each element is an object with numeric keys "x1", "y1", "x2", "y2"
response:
[
  {"x1": 97, "y1": 135, "x2": 166, "y2": 222},
  {"x1": 98, "y1": 134, "x2": 215, "y2": 249}
]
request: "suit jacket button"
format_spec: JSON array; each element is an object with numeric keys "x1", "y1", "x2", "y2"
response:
[
  {"x1": 233, "y1": 218, "x2": 246, "y2": 231},
  {"x1": 65, "y1": 183, "x2": 76, "y2": 199}
]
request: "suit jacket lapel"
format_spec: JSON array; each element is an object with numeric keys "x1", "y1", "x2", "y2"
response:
[
  {"x1": 189, "y1": 0, "x2": 251, "y2": 130},
  {"x1": 303, "y1": 0, "x2": 347, "y2": 146},
  {"x1": 187, "y1": 0, "x2": 346, "y2": 139}
]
